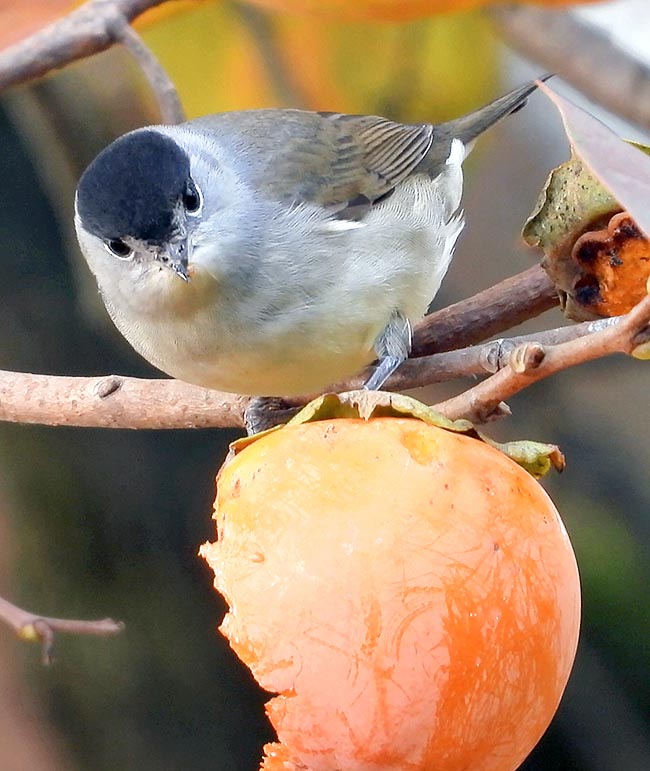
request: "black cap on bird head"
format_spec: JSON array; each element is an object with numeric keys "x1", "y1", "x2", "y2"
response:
[{"x1": 76, "y1": 130, "x2": 191, "y2": 244}]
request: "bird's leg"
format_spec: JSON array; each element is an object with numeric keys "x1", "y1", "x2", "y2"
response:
[
  {"x1": 244, "y1": 396, "x2": 301, "y2": 435},
  {"x1": 363, "y1": 310, "x2": 411, "y2": 391},
  {"x1": 246, "y1": 311, "x2": 411, "y2": 434}
]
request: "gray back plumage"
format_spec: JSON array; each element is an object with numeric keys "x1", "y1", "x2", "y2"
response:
[{"x1": 186, "y1": 78, "x2": 542, "y2": 220}]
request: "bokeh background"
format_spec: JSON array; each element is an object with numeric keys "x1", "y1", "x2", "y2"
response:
[{"x1": 1, "y1": 1, "x2": 650, "y2": 769}]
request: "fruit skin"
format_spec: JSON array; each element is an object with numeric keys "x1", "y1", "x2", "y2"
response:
[
  {"x1": 241, "y1": 0, "x2": 597, "y2": 22},
  {"x1": 202, "y1": 418, "x2": 581, "y2": 771}
]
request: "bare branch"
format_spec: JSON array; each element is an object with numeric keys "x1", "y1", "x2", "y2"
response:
[
  {"x1": 0, "y1": 372, "x2": 247, "y2": 430},
  {"x1": 0, "y1": 265, "x2": 636, "y2": 431},
  {"x1": 0, "y1": 0, "x2": 163, "y2": 89},
  {"x1": 0, "y1": 0, "x2": 184, "y2": 122},
  {"x1": 0, "y1": 595, "x2": 124, "y2": 665},
  {"x1": 113, "y1": 17, "x2": 185, "y2": 124},
  {"x1": 386, "y1": 315, "x2": 621, "y2": 390},
  {"x1": 491, "y1": 5, "x2": 650, "y2": 130},
  {"x1": 411, "y1": 265, "x2": 559, "y2": 356},
  {"x1": 0, "y1": 268, "x2": 557, "y2": 430},
  {"x1": 232, "y1": 2, "x2": 307, "y2": 107},
  {"x1": 433, "y1": 294, "x2": 650, "y2": 423},
  {"x1": 244, "y1": 314, "x2": 621, "y2": 430}
]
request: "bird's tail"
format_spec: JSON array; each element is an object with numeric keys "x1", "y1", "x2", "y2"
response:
[{"x1": 439, "y1": 75, "x2": 551, "y2": 145}]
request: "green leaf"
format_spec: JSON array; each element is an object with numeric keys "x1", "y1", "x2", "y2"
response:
[
  {"x1": 231, "y1": 391, "x2": 565, "y2": 478},
  {"x1": 525, "y1": 82, "x2": 650, "y2": 259},
  {"x1": 480, "y1": 436, "x2": 565, "y2": 478},
  {"x1": 523, "y1": 153, "x2": 619, "y2": 254}
]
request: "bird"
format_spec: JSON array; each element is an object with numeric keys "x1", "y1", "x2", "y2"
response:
[{"x1": 75, "y1": 79, "x2": 542, "y2": 398}]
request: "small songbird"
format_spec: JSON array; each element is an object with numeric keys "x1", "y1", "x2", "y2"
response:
[{"x1": 75, "y1": 80, "x2": 541, "y2": 397}]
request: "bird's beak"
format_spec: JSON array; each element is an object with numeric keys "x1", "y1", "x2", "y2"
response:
[{"x1": 162, "y1": 237, "x2": 191, "y2": 282}]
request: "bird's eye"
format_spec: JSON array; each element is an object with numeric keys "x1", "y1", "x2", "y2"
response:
[
  {"x1": 106, "y1": 238, "x2": 132, "y2": 258},
  {"x1": 183, "y1": 179, "x2": 202, "y2": 214}
]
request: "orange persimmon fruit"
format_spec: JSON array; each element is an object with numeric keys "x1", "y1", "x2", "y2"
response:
[
  {"x1": 241, "y1": 0, "x2": 601, "y2": 22},
  {"x1": 201, "y1": 416, "x2": 580, "y2": 771}
]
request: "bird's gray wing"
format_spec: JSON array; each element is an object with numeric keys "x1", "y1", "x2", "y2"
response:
[
  {"x1": 190, "y1": 80, "x2": 541, "y2": 219},
  {"x1": 192, "y1": 109, "x2": 436, "y2": 220},
  {"x1": 307, "y1": 112, "x2": 435, "y2": 218}
]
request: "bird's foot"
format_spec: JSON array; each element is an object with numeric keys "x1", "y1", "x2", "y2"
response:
[{"x1": 244, "y1": 396, "x2": 301, "y2": 436}]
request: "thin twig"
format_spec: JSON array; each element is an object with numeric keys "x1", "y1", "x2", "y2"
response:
[
  {"x1": 0, "y1": 0, "x2": 164, "y2": 88},
  {"x1": 241, "y1": 312, "x2": 620, "y2": 429},
  {"x1": 433, "y1": 294, "x2": 650, "y2": 423},
  {"x1": 386, "y1": 315, "x2": 621, "y2": 390},
  {"x1": 491, "y1": 5, "x2": 650, "y2": 129},
  {"x1": 113, "y1": 18, "x2": 185, "y2": 123},
  {"x1": 411, "y1": 265, "x2": 559, "y2": 356},
  {"x1": 0, "y1": 0, "x2": 181, "y2": 122},
  {"x1": 0, "y1": 595, "x2": 124, "y2": 665},
  {"x1": 0, "y1": 309, "x2": 620, "y2": 430},
  {"x1": 232, "y1": 2, "x2": 307, "y2": 107},
  {"x1": 0, "y1": 268, "x2": 557, "y2": 430}
]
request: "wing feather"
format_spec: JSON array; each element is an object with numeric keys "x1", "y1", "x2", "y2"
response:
[{"x1": 190, "y1": 109, "x2": 436, "y2": 219}]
